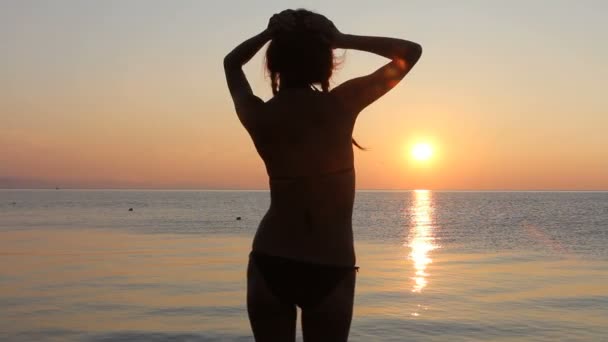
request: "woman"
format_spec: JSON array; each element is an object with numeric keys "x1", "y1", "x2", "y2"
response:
[{"x1": 224, "y1": 9, "x2": 422, "y2": 341}]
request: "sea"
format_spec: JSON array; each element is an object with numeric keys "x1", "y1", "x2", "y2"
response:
[{"x1": 1, "y1": 190, "x2": 607, "y2": 341}]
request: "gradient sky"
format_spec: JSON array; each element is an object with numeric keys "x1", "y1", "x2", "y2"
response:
[{"x1": 1, "y1": 0, "x2": 607, "y2": 190}]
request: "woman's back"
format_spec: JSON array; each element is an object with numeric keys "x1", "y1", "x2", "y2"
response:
[
  {"x1": 249, "y1": 88, "x2": 357, "y2": 266},
  {"x1": 252, "y1": 88, "x2": 355, "y2": 179}
]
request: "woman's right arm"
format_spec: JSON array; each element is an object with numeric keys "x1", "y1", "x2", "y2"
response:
[{"x1": 331, "y1": 33, "x2": 422, "y2": 114}]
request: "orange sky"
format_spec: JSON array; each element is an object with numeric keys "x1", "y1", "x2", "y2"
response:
[{"x1": 1, "y1": 1, "x2": 607, "y2": 190}]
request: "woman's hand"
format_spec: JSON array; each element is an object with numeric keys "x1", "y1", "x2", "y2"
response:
[
  {"x1": 304, "y1": 13, "x2": 342, "y2": 47},
  {"x1": 267, "y1": 10, "x2": 296, "y2": 35}
]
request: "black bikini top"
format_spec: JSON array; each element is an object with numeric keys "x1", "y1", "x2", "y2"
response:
[{"x1": 269, "y1": 166, "x2": 354, "y2": 182}]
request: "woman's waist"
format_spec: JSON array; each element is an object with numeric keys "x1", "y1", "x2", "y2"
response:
[
  {"x1": 258, "y1": 205, "x2": 353, "y2": 233},
  {"x1": 252, "y1": 213, "x2": 356, "y2": 266},
  {"x1": 262, "y1": 201, "x2": 354, "y2": 229},
  {"x1": 268, "y1": 171, "x2": 355, "y2": 209}
]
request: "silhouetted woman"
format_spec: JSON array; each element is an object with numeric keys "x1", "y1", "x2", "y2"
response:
[{"x1": 224, "y1": 9, "x2": 422, "y2": 341}]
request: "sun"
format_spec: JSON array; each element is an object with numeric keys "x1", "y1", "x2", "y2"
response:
[{"x1": 412, "y1": 143, "x2": 433, "y2": 161}]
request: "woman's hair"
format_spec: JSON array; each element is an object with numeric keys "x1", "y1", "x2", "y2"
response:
[
  {"x1": 265, "y1": 9, "x2": 365, "y2": 150},
  {"x1": 265, "y1": 9, "x2": 333, "y2": 95}
]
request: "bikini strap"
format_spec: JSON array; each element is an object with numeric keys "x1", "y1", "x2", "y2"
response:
[{"x1": 269, "y1": 166, "x2": 354, "y2": 182}]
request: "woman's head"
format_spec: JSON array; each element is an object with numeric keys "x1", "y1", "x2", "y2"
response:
[{"x1": 266, "y1": 9, "x2": 335, "y2": 94}]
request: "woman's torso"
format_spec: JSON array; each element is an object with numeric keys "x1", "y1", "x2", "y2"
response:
[{"x1": 246, "y1": 88, "x2": 357, "y2": 266}]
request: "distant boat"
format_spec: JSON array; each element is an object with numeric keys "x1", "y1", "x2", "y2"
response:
[{"x1": 55, "y1": 186, "x2": 60, "y2": 190}]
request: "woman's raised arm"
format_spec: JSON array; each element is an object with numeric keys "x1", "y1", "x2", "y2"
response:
[
  {"x1": 331, "y1": 32, "x2": 422, "y2": 115},
  {"x1": 302, "y1": 13, "x2": 422, "y2": 115},
  {"x1": 224, "y1": 10, "x2": 296, "y2": 126},
  {"x1": 223, "y1": 30, "x2": 271, "y2": 126}
]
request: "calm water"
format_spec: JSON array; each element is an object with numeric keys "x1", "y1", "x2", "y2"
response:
[{"x1": 1, "y1": 190, "x2": 607, "y2": 341}]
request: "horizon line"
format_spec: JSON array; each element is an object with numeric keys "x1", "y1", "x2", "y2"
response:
[{"x1": 2, "y1": 188, "x2": 608, "y2": 193}]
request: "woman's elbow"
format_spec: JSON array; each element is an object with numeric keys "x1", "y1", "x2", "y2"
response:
[
  {"x1": 395, "y1": 42, "x2": 422, "y2": 67},
  {"x1": 223, "y1": 54, "x2": 234, "y2": 70},
  {"x1": 223, "y1": 51, "x2": 241, "y2": 70},
  {"x1": 408, "y1": 43, "x2": 423, "y2": 65}
]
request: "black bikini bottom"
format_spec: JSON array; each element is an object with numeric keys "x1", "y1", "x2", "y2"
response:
[{"x1": 249, "y1": 251, "x2": 359, "y2": 310}]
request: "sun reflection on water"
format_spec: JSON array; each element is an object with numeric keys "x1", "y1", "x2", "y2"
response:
[{"x1": 408, "y1": 190, "x2": 439, "y2": 293}]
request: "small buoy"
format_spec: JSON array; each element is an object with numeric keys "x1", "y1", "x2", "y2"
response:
[
  {"x1": 128, "y1": 208, "x2": 134, "y2": 212},
  {"x1": 236, "y1": 216, "x2": 241, "y2": 221},
  {"x1": 11, "y1": 202, "x2": 16, "y2": 205}
]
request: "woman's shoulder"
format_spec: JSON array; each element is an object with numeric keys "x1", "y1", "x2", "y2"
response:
[{"x1": 267, "y1": 88, "x2": 344, "y2": 109}]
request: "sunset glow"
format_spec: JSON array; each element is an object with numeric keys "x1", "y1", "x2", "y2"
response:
[
  {"x1": 412, "y1": 143, "x2": 433, "y2": 162},
  {"x1": 1, "y1": 2, "x2": 607, "y2": 190}
]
